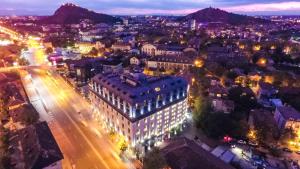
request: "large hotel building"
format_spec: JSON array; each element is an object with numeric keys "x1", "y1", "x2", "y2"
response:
[{"x1": 89, "y1": 71, "x2": 188, "y2": 146}]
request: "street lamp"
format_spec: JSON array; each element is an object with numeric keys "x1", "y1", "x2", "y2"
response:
[{"x1": 194, "y1": 59, "x2": 204, "y2": 68}]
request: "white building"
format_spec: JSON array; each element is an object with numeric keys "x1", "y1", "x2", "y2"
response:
[
  {"x1": 141, "y1": 44, "x2": 189, "y2": 56},
  {"x1": 89, "y1": 72, "x2": 188, "y2": 146}
]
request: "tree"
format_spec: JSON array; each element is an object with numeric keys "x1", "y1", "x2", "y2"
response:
[
  {"x1": 193, "y1": 96, "x2": 210, "y2": 128},
  {"x1": 45, "y1": 47, "x2": 53, "y2": 54},
  {"x1": 20, "y1": 105, "x2": 40, "y2": 125},
  {"x1": 269, "y1": 147, "x2": 281, "y2": 157},
  {"x1": 143, "y1": 147, "x2": 167, "y2": 169},
  {"x1": 88, "y1": 47, "x2": 98, "y2": 57},
  {"x1": 0, "y1": 98, "x2": 8, "y2": 122},
  {"x1": 225, "y1": 71, "x2": 238, "y2": 80},
  {"x1": 120, "y1": 141, "x2": 128, "y2": 153},
  {"x1": 228, "y1": 87, "x2": 257, "y2": 113},
  {"x1": 199, "y1": 112, "x2": 242, "y2": 139},
  {"x1": 0, "y1": 155, "x2": 10, "y2": 169},
  {"x1": 133, "y1": 147, "x2": 141, "y2": 160},
  {"x1": 18, "y1": 57, "x2": 29, "y2": 66}
]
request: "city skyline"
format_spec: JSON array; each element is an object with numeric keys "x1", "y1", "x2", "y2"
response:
[
  {"x1": 0, "y1": 0, "x2": 300, "y2": 168},
  {"x1": 1, "y1": 0, "x2": 300, "y2": 16}
]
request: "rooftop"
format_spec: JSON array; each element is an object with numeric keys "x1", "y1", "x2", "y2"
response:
[
  {"x1": 148, "y1": 55, "x2": 194, "y2": 64},
  {"x1": 161, "y1": 137, "x2": 235, "y2": 169},
  {"x1": 9, "y1": 121, "x2": 63, "y2": 169},
  {"x1": 93, "y1": 72, "x2": 187, "y2": 105},
  {"x1": 277, "y1": 106, "x2": 300, "y2": 120}
]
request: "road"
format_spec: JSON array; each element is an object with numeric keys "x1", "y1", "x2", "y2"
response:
[
  {"x1": 24, "y1": 69, "x2": 131, "y2": 169},
  {"x1": 19, "y1": 37, "x2": 133, "y2": 168}
]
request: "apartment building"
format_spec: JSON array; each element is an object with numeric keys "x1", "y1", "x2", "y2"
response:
[{"x1": 89, "y1": 71, "x2": 188, "y2": 146}]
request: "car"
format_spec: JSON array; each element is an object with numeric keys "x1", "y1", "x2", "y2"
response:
[
  {"x1": 238, "y1": 140, "x2": 247, "y2": 144},
  {"x1": 283, "y1": 148, "x2": 293, "y2": 153},
  {"x1": 231, "y1": 144, "x2": 236, "y2": 148},
  {"x1": 248, "y1": 141, "x2": 258, "y2": 147}
]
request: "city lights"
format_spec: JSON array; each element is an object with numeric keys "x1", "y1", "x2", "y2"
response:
[{"x1": 0, "y1": 1, "x2": 299, "y2": 169}]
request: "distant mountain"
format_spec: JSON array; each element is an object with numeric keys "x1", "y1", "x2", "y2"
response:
[
  {"x1": 39, "y1": 3, "x2": 121, "y2": 24},
  {"x1": 181, "y1": 7, "x2": 270, "y2": 25}
]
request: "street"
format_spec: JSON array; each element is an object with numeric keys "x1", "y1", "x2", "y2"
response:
[{"x1": 20, "y1": 38, "x2": 133, "y2": 169}]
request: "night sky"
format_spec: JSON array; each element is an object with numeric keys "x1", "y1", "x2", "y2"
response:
[{"x1": 0, "y1": 0, "x2": 300, "y2": 16}]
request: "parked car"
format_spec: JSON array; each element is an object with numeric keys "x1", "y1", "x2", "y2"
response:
[{"x1": 283, "y1": 148, "x2": 293, "y2": 153}]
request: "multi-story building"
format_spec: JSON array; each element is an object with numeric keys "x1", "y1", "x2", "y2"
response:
[
  {"x1": 274, "y1": 106, "x2": 300, "y2": 132},
  {"x1": 111, "y1": 42, "x2": 131, "y2": 51},
  {"x1": 89, "y1": 72, "x2": 188, "y2": 146},
  {"x1": 141, "y1": 44, "x2": 195, "y2": 56},
  {"x1": 147, "y1": 55, "x2": 195, "y2": 71}
]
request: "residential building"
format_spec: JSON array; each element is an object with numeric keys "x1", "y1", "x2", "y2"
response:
[
  {"x1": 212, "y1": 98, "x2": 234, "y2": 114},
  {"x1": 75, "y1": 41, "x2": 95, "y2": 54},
  {"x1": 147, "y1": 55, "x2": 195, "y2": 71},
  {"x1": 257, "y1": 81, "x2": 277, "y2": 99},
  {"x1": 208, "y1": 85, "x2": 228, "y2": 98},
  {"x1": 9, "y1": 121, "x2": 63, "y2": 169},
  {"x1": 274, "y1": 106, "x2": 300, "y2": 132},
  {"x1": 111, "y1": 42, "x2": 131, "y2": 51},
  {"x1": 161, "y1": 137, "x2": 235, "y2": 169},
  {"x1": 141, "y1": 44, "x2": 193, "y2": 56},
  {"x1": 89, "y1": 71, "x2": 188, "y2": 145}
]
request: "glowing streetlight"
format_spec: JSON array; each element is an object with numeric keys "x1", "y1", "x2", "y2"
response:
[
  {"x1": 194, "y1": 59, "x2": 204, "y2": 68},
  {"x1": 257, "y1": 57, "x2": 267, "y2": 67},
  {"x1": 253, "y1": 45, "x2": 261, "y2": 51}
]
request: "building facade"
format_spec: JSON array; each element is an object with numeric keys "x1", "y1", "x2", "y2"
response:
[
  {"x1": 274, "y1": 106, "x2": 300, "y2": 132},
  {"x1": 89, "y1": 72, "x2": 188, "y2": 146},
  {"x1": 147, "y1": 55, "x2": 195, "y2": 71},
  {"x1": 141, "y1": 44, "x2": 193, "y2": 56}
]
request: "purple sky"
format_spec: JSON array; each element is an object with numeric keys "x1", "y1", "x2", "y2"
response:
[{"x1": 0, "y1": 0, "x2": 300, "y2": 15}]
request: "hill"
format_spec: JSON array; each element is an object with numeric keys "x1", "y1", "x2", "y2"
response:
[
  {"x1": 181, "y1": 7, "x2": 269, "y2": 25},
  {"x1": 39, "y1": 3, "x2": 121, "y2": 24}
]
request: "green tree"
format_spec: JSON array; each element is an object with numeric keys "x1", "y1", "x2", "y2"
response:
[
  {"x1": 193, "y1": 96, "x2": 210, "y2": 128},
  {"x1": 143, "y1": 147, "x2": 167, "y2": 169}
]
